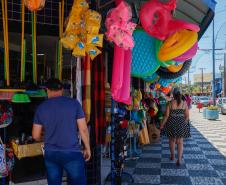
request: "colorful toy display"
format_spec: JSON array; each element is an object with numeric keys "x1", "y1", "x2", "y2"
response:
[
  {"x1": 0, "y1": 101, "x2": 13, "y2": 128},
  {"x1": 105, "y1": 1, "x2": 137, "y2": 50},
  {"x1": 25, "y1": 0, "x2": 45, "y2": 11},
  {"x1": 132, "y1": 29, "x2": 160, "y2": 78},
  {"x1": 140, "y1": 0, "x2": 200, "y2": 40},
  {"x1": 61, "y1": 0, "x2": 103, "y2": 60},
  {"x1": 158, "y1": 29, "x2": 198, "y2": 62},
  {"x1": 143, "y1": 73, "x2": 159, "y2": 83},
  {"x1": 167, "y1": 63, "x2": 183, "y2": 73},
  {"x1": 155, "y1": 39, "x2": 175, "y2": 67},
  {"x1": 173, "y1": 42, "x2": 198, "y2": 62}
]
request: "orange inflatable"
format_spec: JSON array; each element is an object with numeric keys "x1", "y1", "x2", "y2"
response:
[
  {"x1": 155, "y1": 84, "x2": 161, "y2": 89},
  {"x1": 161, "y1": 87, "x2": 170, "y2": 94},
  {"x1": 167, "y1": 63, "x2": 183, "y2": 73},
  {"x1": 25, "y1": 0, "x2": 45, "y2": 11},
  {"x1": 158, "y1": 29, "x2": 198, "y2": 61}
]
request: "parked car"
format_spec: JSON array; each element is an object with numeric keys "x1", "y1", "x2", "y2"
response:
[
  {"x1": 221, "y1": 98, "x2": 226, "y2": 115},
  {"x1": 192, "y1": 96, "x2": 199, "y2": 105},
  {"x1": 197, "y1": 96, "x2": 210, "y2": 107}
]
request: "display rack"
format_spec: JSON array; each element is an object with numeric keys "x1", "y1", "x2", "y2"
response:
[{"x1": 105, "y1": 99, "x2": 134, "y2": 185}]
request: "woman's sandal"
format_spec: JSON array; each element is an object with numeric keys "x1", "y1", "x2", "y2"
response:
[{"x1": 170, "y1": 155, "x2": 174, "y2": 161}]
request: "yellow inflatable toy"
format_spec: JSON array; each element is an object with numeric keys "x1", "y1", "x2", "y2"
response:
[
  {"x1": 61, "y1": 0, "x2": 103, "y2": 60},
  {"x1": 158, "y1": 29, "x2": 198, "y2": 62},
  {"x1": 167, "y1": 63, "x2": 183, "y2": 73}
]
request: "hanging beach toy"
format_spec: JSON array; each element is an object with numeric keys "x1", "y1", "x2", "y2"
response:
[
  {"x1": 0, "y1": 101, "x2": 13, "y2": 128},
  {"x1": 25, "y1": 0, "x2": 46, "y2": 11}
]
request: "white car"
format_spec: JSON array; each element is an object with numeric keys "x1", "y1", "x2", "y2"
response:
[{"x1": 197, "y1": 96, "x2": 210, "y2": 107}]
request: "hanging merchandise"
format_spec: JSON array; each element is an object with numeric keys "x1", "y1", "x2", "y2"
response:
[
  {"x1": 131, "y1": 29, "x2": 160, "y2": 78},
  {"x1": 105, "y1": 1, "x2": 137, "y2": 50},
  {"x1": 110, "y1": 0, "x2": 133, "y2": 105},
  {"x1": 155, "y1": 40, "x2": 176, "y2": 67},
  {"x1": 167, "y1": 63, "x2": 184, "y2": 73},
  {"x1": 76, "y1": 57, "x2": 82, "y2": 104},
  {"x1": 0, "y1": 101, "x2": 13, "y2": 128},
  {"x1": 0, "y1": 137, "x2": 7, "y2": 177},
  {"x1": 25, "y1": 0, "x2": 45, "y2": 11},
  {"x1": 156, "y1": 59, "x2": 192, "y2": 79},
  {"x1": 140, "y1": 0, "x2": 200, "y2": 40},
  {"x1": 111, "y1": 48, "x2": 132, "y2": 105},
  {"x1": 161, "y1": 87, "x2": 171, "y2": 95},
  {"x1": 173, "y1": 42, "x2": 198, "y2": 62},
  {"x1": 155, "y1": 84, "x2": 161, "y2": 89},
  {"x1": 158, "y1": 29, "x2": 198, "y2": 62},
  {"x1": 92, "y1": 55, "x2": 106, "y2": 144},
  {"x1": 82, "y1": 56, "x2": 91, "y2": 123},
  {"x1": 143, "y1": 73, "x2": 159, "y2": 83},
  {"x1": 61, "y1": 0, "x2": 103, "y2": 60},
  {"x1": 132, "y1": 89, "x2": 142, "y2": 110},
  {"x1": 158, "y1": 77, "x2": 182, "y2": 87}
]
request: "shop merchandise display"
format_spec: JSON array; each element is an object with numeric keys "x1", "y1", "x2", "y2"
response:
[
  {"x1": 0, "y1": 101, "x2": 14, "y2": 179},
  {"x1": 0, "y1": 101, "x2": 13, "y2": 128},
  {"x1": 105, "y1": 1, "x2": 136, "y2": 50},
  {"x1": 24, "y1": 0, "x2": 46, "y2": 11},
  {"x1": 61, "y1": 0, "x2": 103, "y2": 60}
]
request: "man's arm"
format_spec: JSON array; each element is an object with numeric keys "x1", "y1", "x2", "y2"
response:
[
  {"x1": 77, "y1": 118, "x2": 91, "y2": 161},
  {"x1": 32, "y1": 124, "x2": 43, "y2": 141}
]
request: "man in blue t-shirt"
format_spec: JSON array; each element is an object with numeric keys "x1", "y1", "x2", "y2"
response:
[{"x1": 32, "y1": 78, "x2": 90, "y2": 185}]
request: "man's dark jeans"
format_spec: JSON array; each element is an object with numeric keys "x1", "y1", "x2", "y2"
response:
[{"x1": 44, "y1": 150, "x2": 86, "y2": 185}]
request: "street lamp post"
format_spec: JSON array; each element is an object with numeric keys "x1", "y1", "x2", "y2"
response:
[
  {"x1": 212, "y1": 18, "x2": 216, "y2": 105},
  {"x1": 213, "y1": 20, "x2": 226, "y2": 103}
]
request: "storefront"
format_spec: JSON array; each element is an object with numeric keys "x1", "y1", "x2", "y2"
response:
[{"x1": 0, "y1": 0, "x2": 216, "y2": 184}]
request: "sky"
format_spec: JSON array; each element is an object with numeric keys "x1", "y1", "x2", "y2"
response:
[{"x1": 182, "y1": 0, "x2": 226, "y2": 84}]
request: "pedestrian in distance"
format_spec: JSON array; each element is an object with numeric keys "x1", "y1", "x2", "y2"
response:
[
  {"x1": 32, "y1": 78, "x2": 90, "y2": 185},
  {"x1": 160, "y1": 87, "x2": 190, "y2": 166}
]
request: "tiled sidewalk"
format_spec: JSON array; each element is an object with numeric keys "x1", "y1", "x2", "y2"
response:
[{"x1": 117, "y1": 109, "x2": 226, "y2": 185}]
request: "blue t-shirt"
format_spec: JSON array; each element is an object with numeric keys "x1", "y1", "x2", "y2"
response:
[{"x1": 33, "y1": 96, "x2": 85, "y2": 152}]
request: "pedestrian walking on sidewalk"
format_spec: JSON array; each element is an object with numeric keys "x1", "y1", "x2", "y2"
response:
[
  {"x1": 32, "y1": 78, "x2": 90, "y2": 185},
  {"x1": 160, "y1": 87, "x2": 190, "y2": 166}
]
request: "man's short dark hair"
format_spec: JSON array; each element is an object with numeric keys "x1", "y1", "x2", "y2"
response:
[{"x1": 46, "y1": 78, "x2": 63, "y2": 91}]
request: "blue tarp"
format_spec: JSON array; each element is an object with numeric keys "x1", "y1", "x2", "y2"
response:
[{"x1": 202, "y1": 0, "x2": 217, "y2": 11}]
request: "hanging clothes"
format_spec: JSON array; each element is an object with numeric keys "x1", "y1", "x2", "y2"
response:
[
  {"x1": 82, "y1": 55, "x2": 91, "y2": 124},
  {"x1": 76, "y1": 57, "x2": 82, "y2": 104},
  {"x1": 91, "y1": 54, "x2": 106, "y2": 144}
]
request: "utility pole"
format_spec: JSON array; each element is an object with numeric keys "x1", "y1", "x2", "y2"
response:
[
  {"x1": 199, "y1": 68, "x2": 206, "y2": 95},
  {"x1": 224, "y1": 53, "x2": 226, "y2": 97},
  {"x1": 212, "y1": 18, "x2": 216, "y2": 105}
]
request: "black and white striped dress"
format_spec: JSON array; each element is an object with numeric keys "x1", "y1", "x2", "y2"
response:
[{"x1": 162, "y1": 101, "x2": 190, "y2": 138}]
